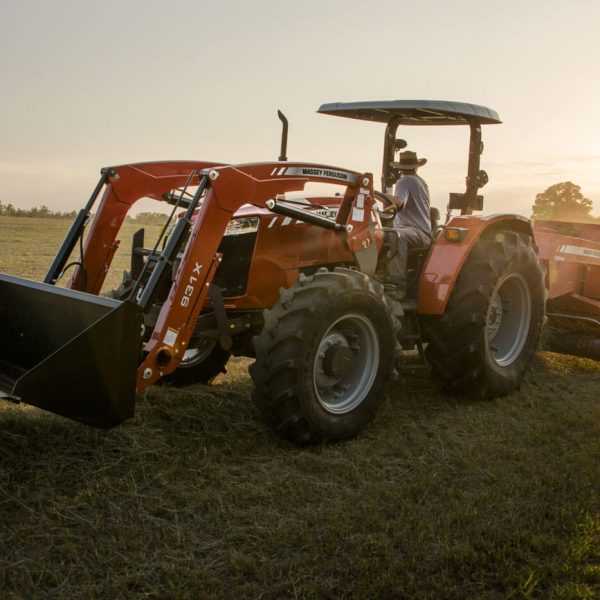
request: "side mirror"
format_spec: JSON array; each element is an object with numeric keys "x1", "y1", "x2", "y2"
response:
[
  {"x1": 474, "y1": 170, "x2": 488, "y2": 188},
  {"x1": 394, "y1": 139, "x2": 408, "y2": 151}
]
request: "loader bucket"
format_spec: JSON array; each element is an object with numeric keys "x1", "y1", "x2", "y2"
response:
[{"x1": 0, "y1": 274, "x2": 143, "y2": 428}]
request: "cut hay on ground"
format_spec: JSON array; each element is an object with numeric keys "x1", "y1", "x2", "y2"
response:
[{"x1": 1, "y1": 354, "x2": 599, "y2": 598}]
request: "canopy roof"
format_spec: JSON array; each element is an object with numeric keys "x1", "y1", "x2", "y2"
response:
[{"x1": 317, "y1": 100, "x2": 501, "y2": 125}]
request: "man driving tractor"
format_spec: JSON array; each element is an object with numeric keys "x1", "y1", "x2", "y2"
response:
[{"x1": 385, "y1": 150, "x2": 432, "y2": 299}]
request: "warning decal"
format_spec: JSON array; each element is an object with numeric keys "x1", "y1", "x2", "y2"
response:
[
  {"x1": 163, "y1": 328, "x2": 179, "y2": 348},
  {"x1": 557, "y1": 244, "x2": 600, "y2": 260}
]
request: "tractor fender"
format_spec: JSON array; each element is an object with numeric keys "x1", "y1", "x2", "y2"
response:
[{"x1": 418, "y1": 214, "x2": 535, "y2": 315}]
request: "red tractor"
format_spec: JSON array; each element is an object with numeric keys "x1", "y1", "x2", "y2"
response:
[{"x1": 0, "y1": 100, "x2": 546, "y2": 443}]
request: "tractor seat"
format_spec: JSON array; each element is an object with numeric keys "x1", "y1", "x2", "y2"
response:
[
  {"x1": 380, "y1": 206, "x2": 441, "y2": 254},
  {"x1": 407, "y1": 245, "x2": 431, "y2": 257}
]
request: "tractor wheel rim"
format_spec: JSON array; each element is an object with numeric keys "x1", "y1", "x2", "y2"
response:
[
  {"x1": 486, "y1": 273, "x2": 531, "y2": 367},
  {"x1": 313, "y1": 314, "x2": 380, "y2": 414},
  {"x1": 180, "y1": 339, "x2": 217, "y2": 368}
]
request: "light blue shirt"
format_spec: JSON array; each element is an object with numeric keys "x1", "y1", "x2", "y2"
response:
[{"x1": 394, "y1": 173, "x2": 431, "y2": 235}]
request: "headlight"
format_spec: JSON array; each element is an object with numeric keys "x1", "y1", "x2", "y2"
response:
[{"x1": 224, "y1": 217, "x2": 260, "y2": 236}]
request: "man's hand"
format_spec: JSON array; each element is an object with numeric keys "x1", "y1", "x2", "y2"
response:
[{"x1": 378, "y1": 192, "x2": 404, "y2": 210}]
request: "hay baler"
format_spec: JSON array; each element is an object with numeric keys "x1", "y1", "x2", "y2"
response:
[
  {"x1": 534, "y1": 219, "x2": 600, "y2": 360},
  {"x1": 0, "y1": 101, "x2": 546, "y2": 443}
]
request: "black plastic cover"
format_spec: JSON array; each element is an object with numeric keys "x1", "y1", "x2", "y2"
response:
[{"x1": 448, "y1": 193, "x2": 484, "y2": 212}]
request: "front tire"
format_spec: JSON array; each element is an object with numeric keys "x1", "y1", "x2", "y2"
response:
[
  {"x1": 161, "y1": 338, "x2": 230, "y2": 387},
  {"x1": 250, "y1": 268, "x2": 398, "y2": 444},
  {"x1": 424, "y1": 230, "x2": 545, "y2": 398}
]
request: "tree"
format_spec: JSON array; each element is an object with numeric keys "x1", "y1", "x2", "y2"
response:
[
  {"x1": 126, "y1": 212, "x2": 169, "y2": 226},
  {"x1": 0, "y1": 201, "x2": 17, "y2": 216},
  {"x1": 0, "y1": 202, "x2": 77, "y2": 219},
  {"x1": 532, "y1": 181, "x2": 593, "y2": 221}
]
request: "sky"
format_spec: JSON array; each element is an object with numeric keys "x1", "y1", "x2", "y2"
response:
[{"x1": 0, "y1": 0, "x2": 599, "y2": 218}]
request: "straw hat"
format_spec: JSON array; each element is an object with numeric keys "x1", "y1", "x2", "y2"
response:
[{"x1": 392, "y1": 150, "x2": 427, "y2": 170}]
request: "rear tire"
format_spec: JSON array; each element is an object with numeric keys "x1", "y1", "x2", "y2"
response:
[
  {"x1": 250, "y1": 268, "x2": 398, "y2": 444},
  {"x1": 424, "y1": 230, "x2": 545, "y2": 398}
]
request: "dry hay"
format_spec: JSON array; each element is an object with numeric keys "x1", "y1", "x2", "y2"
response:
[{"x1": 1, "y1": 354, "x2": 599, "y2": 598}]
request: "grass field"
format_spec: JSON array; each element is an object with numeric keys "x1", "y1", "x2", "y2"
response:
[
  {"x1": 0, "y1": 215, "x2": 165, "y2": 293},
  {"x1": 1, "y1": 216, "x2": 599, "y2": 598}
]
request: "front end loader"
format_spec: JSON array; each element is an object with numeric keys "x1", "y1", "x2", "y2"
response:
[{"x1": 0, "y1": 101, "x2": 546, "y2": 443}]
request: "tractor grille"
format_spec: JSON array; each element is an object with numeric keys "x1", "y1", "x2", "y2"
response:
[{"x1": 213, "y1": 232, "x2": 258, "y2": 298}]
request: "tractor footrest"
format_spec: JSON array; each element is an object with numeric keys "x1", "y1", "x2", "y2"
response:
[
  {"x1": 399, "y1": 334, "x2": 421, "y2": 341},
  {"x1": 399, "y1": 298, "x2": 418, "y2": 312},
  {"x1": 396, "y1": 352, "x2": 429, "y2": 372},
  {"x1": 397, "y1": 362, "x2": 429, "y2": 372}
]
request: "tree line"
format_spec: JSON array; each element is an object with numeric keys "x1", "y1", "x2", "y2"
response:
[
  {"x1": 1, "y1": 182, "x2": 598, "y2": 223},
  {"x1": 0, "y1": 202, "x2": 167, "y2": 225},
  {"x1": 0, "y1": 202, "x2": 76, "y2": 219}
]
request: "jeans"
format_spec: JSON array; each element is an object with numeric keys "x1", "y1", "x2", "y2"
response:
[{"x1": 385, "y1": 226, "x2": 431, "y2": 289}]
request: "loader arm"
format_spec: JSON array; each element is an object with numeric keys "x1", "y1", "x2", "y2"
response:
[
  {"x1": 136, "y1": 162, "x2": 378, "y2": 388},
  {"x1": 67, "y1": 161, "x2": 225, "y2": 294}
]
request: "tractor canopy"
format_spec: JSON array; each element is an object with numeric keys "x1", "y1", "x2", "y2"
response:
[
  {"x1": 318, "y1": 100, "x2": 501, "y2": 214},
  {"x1": 317, "y1": 100, "x2": 501, "y2": 125}
]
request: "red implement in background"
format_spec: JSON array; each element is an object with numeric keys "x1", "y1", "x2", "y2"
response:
[{"x1": 534, "y1": 219, "x2": 600, "y2": 359}]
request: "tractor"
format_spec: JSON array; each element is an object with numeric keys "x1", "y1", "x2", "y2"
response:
[{"x1": 0, "y1": 100, "x2": 546, "y2": 443}]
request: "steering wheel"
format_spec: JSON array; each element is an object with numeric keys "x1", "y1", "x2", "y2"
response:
[{"x1": 373, "y1": 190, "x2": 397, "y2": 223}]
